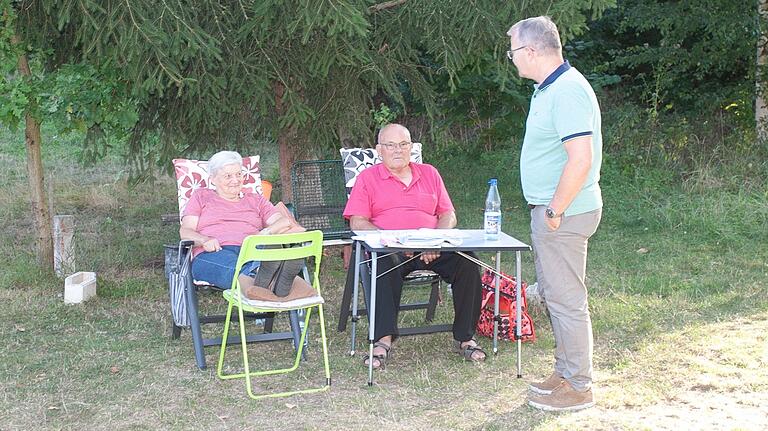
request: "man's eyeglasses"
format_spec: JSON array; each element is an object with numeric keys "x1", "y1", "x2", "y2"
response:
[
  {"x1": 219, "y1": 171, "x2": 245, "y2": 181},
  {"x1": 379, "y1": 141, "x2": 412, "y2": 151},
  {"x1": 506, "y1": 46, "x2": 527, "y2": 60}
]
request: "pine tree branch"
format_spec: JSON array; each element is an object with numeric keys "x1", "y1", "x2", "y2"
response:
[
  {"x1": 123, "y1": 0, "x2": 183, "y2": 84},
  {"x1": 368, "y1": 0, "x2": 407, "y2": 13}
]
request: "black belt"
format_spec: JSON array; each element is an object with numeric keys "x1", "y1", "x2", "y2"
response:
[{"x1": 527, "y1": 204, "x2": 538, "y2": 210}]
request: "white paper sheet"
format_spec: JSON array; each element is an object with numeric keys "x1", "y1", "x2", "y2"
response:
[{"x1": 352, "y1": 228, "x2": 466, "y2": 248}]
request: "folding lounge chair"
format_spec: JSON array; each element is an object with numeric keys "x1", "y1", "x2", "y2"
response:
[{"x1": 168, "y1": 156, "x2": 301, "y2": 370}]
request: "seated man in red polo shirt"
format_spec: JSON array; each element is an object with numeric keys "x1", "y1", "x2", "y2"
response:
[{"x1": 343, "y1": 123, "x2": 486, "y2": 369}]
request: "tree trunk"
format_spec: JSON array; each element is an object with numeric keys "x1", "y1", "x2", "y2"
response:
[
  {"x1": 273, "y1": 81, "x2": 297, "y2": 203},
  {"x1": 757, "y1": 0, "x2": 768, "y2": 139},
  {"x1": 17, "y1": 48, "x2": 54, "y2": 269}
]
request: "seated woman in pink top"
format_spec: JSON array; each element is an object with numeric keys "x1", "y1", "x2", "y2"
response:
[{"x1": 179, "y1": 151, "x2": 301, "y2": 296}]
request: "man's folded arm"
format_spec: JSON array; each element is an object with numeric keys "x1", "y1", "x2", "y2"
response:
[
  {"x1": 349, "y1": 215, "x2": 379, "y2": 231},
  {"x1": 436, "y1": 211, "x2": 457, "y2": 229}
]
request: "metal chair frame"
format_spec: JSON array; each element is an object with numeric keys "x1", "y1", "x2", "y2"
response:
[
  {"x1": 169, "y1": 242, "x2": 303, "y2": 370},
  {"x1": 290, "y1": 159, "x2": 351, "y2": 242},
  {"x1": 216, "y1": 231, "x2": 331, "y2": 400}
]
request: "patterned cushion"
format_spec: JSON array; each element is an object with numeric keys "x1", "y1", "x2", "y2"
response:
[
  {"x1": 339, "y1": 143, "x2": 422, "y2": 196},
  {"x1": 172, "y1": 156, "x2": 262, "y2": 217}
]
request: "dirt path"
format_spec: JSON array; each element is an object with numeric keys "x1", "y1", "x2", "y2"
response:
[{"x1": 540, "y1": 314, "x2": 768, "y2": 430}]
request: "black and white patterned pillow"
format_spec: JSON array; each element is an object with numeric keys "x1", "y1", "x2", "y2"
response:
[{"x1": 339, "y1": 143, "x2": 423, "y2": 196}]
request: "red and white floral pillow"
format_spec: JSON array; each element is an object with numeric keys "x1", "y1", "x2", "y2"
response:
[{"x1": 172, "y1": 156, "x2": 263, "y2": 217}]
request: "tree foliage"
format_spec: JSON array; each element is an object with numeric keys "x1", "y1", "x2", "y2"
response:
[
  {"x1": 1, "y1": 2, "x2": 137, "y2": 158},
  {"x1": 7, "y1": 0, "x2": 615, "y2": 168},
  {"x1": 3, "y1": 0, "x2": 617, "y2": 268},
  {"x1": 581, "y1": 0, "x2": 756, "y2": 120}
]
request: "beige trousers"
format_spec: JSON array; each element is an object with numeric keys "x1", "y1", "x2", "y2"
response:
[{"x1": 530, "y1": 205, "x2": 602, "y2": 392}]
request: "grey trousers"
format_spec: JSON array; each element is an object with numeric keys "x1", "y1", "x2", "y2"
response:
[{"x1": 530, "y1": 206, "x2": 602, "y2": 392}]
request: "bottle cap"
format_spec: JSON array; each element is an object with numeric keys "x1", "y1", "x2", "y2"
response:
[{"x1": 488, "y1": 178, "x2": 498, "y2": 186}]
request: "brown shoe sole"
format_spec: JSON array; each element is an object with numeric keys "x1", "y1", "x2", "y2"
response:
[{"x1": 528, "y1": 397, "x2": 595, "y2": 412}]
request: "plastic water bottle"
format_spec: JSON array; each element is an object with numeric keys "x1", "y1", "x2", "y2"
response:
[{"x1": 484, "y1": 178, "x2": 501, "y2": 240}]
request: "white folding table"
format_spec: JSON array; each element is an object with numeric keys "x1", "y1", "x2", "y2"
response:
[{"x1": 349, "y1": 229, "x2": 531, "y2": 385}]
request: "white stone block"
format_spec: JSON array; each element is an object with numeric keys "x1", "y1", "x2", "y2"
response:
[{"x1": 64, "y1": 272, "x2": 97, "y2": 304}]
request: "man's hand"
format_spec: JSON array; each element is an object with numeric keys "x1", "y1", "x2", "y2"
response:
[
  {"x1": 544, "y1": 214, "x2": 561, "y2": 231},
  {"x1": 419, "y1": 251, "x2": 441, "y2": 265}
]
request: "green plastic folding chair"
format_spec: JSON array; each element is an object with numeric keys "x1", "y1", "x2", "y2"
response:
[{"x1": 216, "y1": 231, "x2": 331, "y2": 400}]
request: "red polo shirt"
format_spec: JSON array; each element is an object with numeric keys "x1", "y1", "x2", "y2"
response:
[{"x1": 343, "y1": 163, "x2": 454, "y2": 229}]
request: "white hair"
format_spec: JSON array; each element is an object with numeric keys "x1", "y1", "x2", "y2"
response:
[
  {"x1": 207, "y1": 151, "x2": 242, "y2": 177},
  {"x1": 507, "y1": 16, "x2": 562, "y2": 56}
]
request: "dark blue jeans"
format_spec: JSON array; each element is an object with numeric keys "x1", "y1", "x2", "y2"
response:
[{"x1": 191, "y1": 245, "x2": 259, "y2": 289}]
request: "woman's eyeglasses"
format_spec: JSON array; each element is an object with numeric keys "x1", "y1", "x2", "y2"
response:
[{"x1": 219, "y1": 171, "x2": 245, "y2": 181}]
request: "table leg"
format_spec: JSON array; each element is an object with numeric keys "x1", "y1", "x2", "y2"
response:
[
  {"x1": 368, "y1": 251, "x2": 378, "y2": 386},
  {"x1": 516, "y1": 250, "x2": 522, "y2": 378},
  {"x1": 350, "y1": 241, "x2": 362, "y2": 355},
  {"x1": 493, "y1": 251, "x2": 501, "y2": 354}
]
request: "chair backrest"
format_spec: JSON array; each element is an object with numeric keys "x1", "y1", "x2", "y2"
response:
[
  {"x1": 234, "y1": 231, "x2": 324, "y2": 293},
  {"x1": 172, "y1": 156, "x2": 263, "y2": 217},
  {"x1": 290, "y1": 160, "x2": 351, "y2": 240},
  {"x1": 339, "y1": 143, "x2": 422, "y2": 197}
]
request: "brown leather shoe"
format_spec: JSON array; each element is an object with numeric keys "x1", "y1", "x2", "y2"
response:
[
  {"x1": 528, "y1": 381, "x2": 595, "y2": 412},
  {"x1": 529, "y1": 372, "x2": 565, "y2": 395}
]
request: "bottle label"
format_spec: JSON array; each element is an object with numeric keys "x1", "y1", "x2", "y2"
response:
[{"x1": 484, "y1": 211, "x2": 501, "y2": 235}]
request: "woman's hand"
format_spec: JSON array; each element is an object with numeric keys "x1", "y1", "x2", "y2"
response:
[{"x1": 202, "y1": 237, "x2": 222, "y2": 252}]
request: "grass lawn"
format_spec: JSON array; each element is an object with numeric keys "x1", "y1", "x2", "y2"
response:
[{"x1": 1, "y1": 128, "x2": 767, "y2": 430}]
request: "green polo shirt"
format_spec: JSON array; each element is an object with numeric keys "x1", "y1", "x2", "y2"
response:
[{"x1": 520, "y1": 61, "x2": 603, "y2": 216}]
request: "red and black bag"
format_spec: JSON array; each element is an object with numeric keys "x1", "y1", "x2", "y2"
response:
[{"x1": 476, "y1": 269, "x2": 535, "y2": 342}]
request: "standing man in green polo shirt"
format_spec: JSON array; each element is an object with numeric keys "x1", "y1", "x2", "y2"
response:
[{"x1": 507, "y1": 16, "x2": 603, "y2": 411}]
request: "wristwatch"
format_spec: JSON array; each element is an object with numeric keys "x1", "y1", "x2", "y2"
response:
[{"x1": 545, "y1": 207, "x2": 561, "y2": 219}]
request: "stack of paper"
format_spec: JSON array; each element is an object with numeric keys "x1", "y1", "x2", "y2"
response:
[{"x1": 379, "y1": 228, "x2": 465, "y2": 248}]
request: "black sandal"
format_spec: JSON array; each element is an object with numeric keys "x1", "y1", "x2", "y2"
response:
[
  {"x1": 454, "y1": 338, "x2": 486, "y2": 362},
  {"x1": 363, "y1": 341, "x2": 392, "y2": 370}
]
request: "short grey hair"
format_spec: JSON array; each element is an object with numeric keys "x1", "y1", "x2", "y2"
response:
[
  {"x1": 507, "y1": 16, "x2": 562, "y2": 56},
  {"x1": 207, "y1": 151, "x2": 242, "y2": 177}
]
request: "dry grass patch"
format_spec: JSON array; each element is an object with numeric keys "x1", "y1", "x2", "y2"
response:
[{"x1": 531, "y1": 313, "x2": 768, "y2": 431}]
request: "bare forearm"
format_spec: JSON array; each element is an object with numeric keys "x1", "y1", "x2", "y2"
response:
[
  {"x1": 436, "y1": 211, "x2": 457, "y2": 229},
  {"x1": 349, "y1": 216, "x2": 378, "y2": 231},
  {"x1": 179, "y1": 227, "x2": 212, "y2": 246},
  {"x1": 550, "y1": 161, "x2": 590, "y2": 214},
  {"x1": 549, "y1": 136, "x2": 592, "y2": 215}
]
